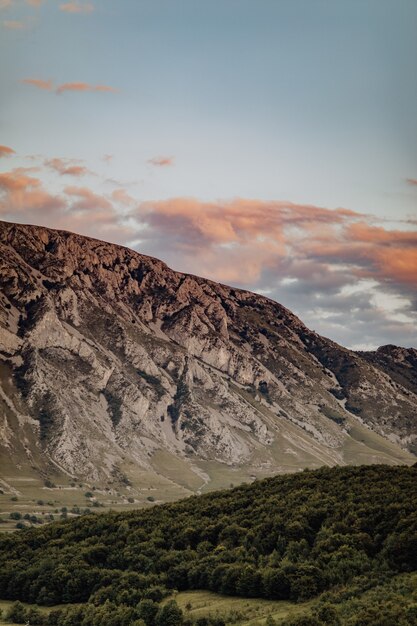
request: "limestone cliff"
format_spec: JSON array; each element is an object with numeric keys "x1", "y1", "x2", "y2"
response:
[{"x1": 0, "y1": 221, "x2": 415, "y2": 491}]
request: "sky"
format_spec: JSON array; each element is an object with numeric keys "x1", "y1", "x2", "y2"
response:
[{"x1": 0, "y1": 0, "x2": 416, "y2": 349}]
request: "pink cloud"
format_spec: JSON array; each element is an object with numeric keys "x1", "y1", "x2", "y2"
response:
[
  {"x1": 0, "y1": 168, "x2": 40, "y2": 192},
  {"x1": 64, "y1": 186, "x2": 112, "y2": 211},
  {"x1": 0, "y1": 168, "x2": 132, "y2": 244},
  {"x1": 21, "y1": 78, "x2": 53, "y2": 91},
  {"x1": 147, "y1": 156, "x2": 174, "y2": 167},
  {"x1": 111, "y1": 189, "x2": 136, "y2": 207},
  {"x1": 0, "y1": 145, "x2": 15, "y2": 158},
  {"x1": 299, "y1": 221, "x2": 417, "y2": 289},
  {"x1": 56, "y1": 82, "x2": 117, "y2": 95},
  {"x1": 129, "y1": 197, "x2": 417, "y2": 290},
  {"x1": 0, "y1": 168, "x2": 65, "y2": 215},
  {"x1": 59, "y1": 2, "x2": 94, "y2": 14},
  {"x1": 45, "y1": 158, "x2": 91, "y2": 177},
  {"x1": 21, "y1": 78, "x2": 117, "y2": 94},
  {"x1": 137, "y1": 198, "x2": 356, "y2": 249},
  {"x1": 128, "y1": 198, "x2": 355, "y2": 284}
]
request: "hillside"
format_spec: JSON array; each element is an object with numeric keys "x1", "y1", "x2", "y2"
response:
[
  {"x1": 0, "y1": 220, "x2": 416, "y2": 505},
  {"x1": 0, "y1": 465, "x2": 416, "y2": 625}
]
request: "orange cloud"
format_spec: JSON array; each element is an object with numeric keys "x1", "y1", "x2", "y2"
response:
[
  {"x1": 130, "y1": 197, "x2": 417, "y2": 290},
  {"x1": 0, "y1": 168, "x2": 39, "y2": 192},
  {"x1": 21, "y1": 78, "x2": 53, "y2": 90},
  {"x1": 347, "y1": 222, "x2": 417, "y2": 246},
  {"x1": 0, "y1": 145, "x2": 15, "y2": 158},
  {"x1": 372, "y1": 247, "x2": 417, "y2": 287},
  {"x1": 0, "y1": 168, "x2": 65, "y2": 215},
  {"x1": 111, "y1": 189, "x2": 136, "y2": 207},
  {"x1": 129, "y1": 198, "x2": 358, "y2": 284},
  {"x1": 21, "y1": 78, "x2": 117, "y2": 94},
  {"x1": 45, "y1": 158, "x2": 91, "y2": 177},
  {"x1": 0, "y1": 168, "x2": 133, "y2": 244},
  {"x1": 64, "y1": 186, "x2": 112, "y2": 211},
  {"x1": 344, "y1": 223, "x2": 417, "y2": 287},
  {"x1": 56, "y1": 82, "x2": 117, "y2": 94},
  {"x1": 147, "y1": 156, "x2": 174, "y2": 167},
  {"x1": 137, "y1": 198, "x2": 357, "y2": 248},
  {"x1": 59, "y1": 2, "x2": 94, "y2": 13},
  {"x1": 300, "y1": 220, "x2": 417, "y2": 290}
]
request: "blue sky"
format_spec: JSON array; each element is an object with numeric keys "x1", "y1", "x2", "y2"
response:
[{"x1": 1, "y1": 0, "x2": 416, "y2": 348}]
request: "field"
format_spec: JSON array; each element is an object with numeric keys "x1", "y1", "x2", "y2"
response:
[
  {"x1": 0, "y1": 450, "x2": 194, "y2": 533},
  {"x1": 174, "y1": 591, "x2": 313, "y2": 625},
  {"x1": 0, "y1": 593, "x2": 313, "y2": 626}
]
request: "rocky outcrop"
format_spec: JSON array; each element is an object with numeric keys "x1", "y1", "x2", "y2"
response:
[{"x1": 0, "y1": 220, "x2": 415, "y2": 489}]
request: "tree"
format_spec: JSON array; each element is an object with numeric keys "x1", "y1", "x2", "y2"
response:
[
  {"x1": 6, "y1": 601, "x2": 27, "y2": 623},
  {"x1": 314, "y1": 603, "x2": 340, "y2": 625},
  {"x1": 155, "y1": 600, "x2": 183, "y2": 626},
  {"x1": 136, "y1": 599, "x2": 159, "y2": 626}
]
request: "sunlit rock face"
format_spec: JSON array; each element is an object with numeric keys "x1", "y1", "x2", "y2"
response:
[{"x1": 0, "y1": 220, "x2": 415, "y2": 488}]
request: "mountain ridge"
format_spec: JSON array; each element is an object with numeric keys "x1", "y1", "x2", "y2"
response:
[{"x1": 0, "y1": 219, "x2": 415, "y2": 497}]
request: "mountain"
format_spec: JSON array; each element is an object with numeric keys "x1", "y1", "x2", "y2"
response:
[{"x1": 0, "y1": 220, "x2": 415, "y2": 497}]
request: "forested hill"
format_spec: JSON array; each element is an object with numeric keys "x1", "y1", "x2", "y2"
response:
[{"x1": 0, "y1": 465, "x2": 416, "y2": 625}]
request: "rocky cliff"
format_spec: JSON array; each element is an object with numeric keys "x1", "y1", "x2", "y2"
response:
[{"x1": 0, "y1": 220, "x2": 415, "y2": 494}]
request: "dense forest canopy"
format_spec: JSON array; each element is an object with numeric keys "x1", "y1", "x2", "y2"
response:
[{"x1": 1, "y1": 465, "x2": 416, "y2": 625}]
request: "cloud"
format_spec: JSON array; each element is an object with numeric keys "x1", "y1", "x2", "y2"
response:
[
  {"x1": 134, "y1": 198, "x2": 359, "y2": 254},
  {"x1": 303, "y1": 222, "x2": 417, "y2": 289},
  {"x1": 45, "y1": 157, "x2": 91, "y2": 177},
  {"x1": 64, "y1": 186, "x2": 112, "y2": 211},
  {"x1": 0, "y1": 168, "x2": 132, "y2": 245},
  {"x1": 0, "y1": 145, "x2": 15, "y2": 158},
  {"x1": 111, "y1": 189, "x2": 136, "y2": 207},
  {"x1": 406, "y1": 178, "x2": 417, "y2": 186},
  {"x1": 59, "y1": 2, "x2": 94, "y2": 13},
  {"x1": 56, "y1": 82, "x2": 117, "y2": 94},
  {"x1": 21, "y1": 78, "x2": 117, "y2": 94},
  {"x1": 0, "y1": 168, "x2": 65, "y2": 216},
  {"x1": 147, "y1": 156, "x2": 174, "y2": 167},
  {"x1": 21, "y1": 78, "x2": 53, "y2": 90}
]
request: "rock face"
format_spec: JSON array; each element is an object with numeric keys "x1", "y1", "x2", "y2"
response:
[{"x1": 0, "y1": 220, "x2": 415, "y2": 490}]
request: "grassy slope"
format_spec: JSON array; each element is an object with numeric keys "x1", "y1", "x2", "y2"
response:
[
  {"x1": 0, "y1": 594, "x2": 315, "y2": 626},
  {"x1": 174, "y1": 591, "x2": 314, "y2": 625}
]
